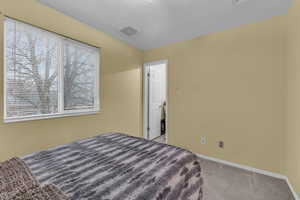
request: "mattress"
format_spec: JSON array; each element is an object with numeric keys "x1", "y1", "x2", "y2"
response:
[{"x1": 22, "y1": 133, "x2": 203, "y2": 200}]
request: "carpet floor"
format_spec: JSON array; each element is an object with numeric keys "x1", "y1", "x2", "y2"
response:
[
  {"x1": 152, "y1": 136, "x2": 294, "y2": 199},
  {"x1": 200, "y1": 158, "x2": 294, "y2": 200}
]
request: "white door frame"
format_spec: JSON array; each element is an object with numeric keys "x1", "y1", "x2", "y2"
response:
[{"x1": 143, "y1": 60, "x2": 168, "y2": 142}]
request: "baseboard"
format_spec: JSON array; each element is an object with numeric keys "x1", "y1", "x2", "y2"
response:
[
  {"x1": 286, "y1": 178, "x2": 300, "y2": 200},
  {"x1": 197, "y1": 153, "x2": 299, "y2": 200},
  {"x1": 197, "y1": 153, "x2": 285, "y2": 179}
]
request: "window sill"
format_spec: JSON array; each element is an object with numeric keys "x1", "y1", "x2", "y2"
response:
[{"x1": 4, "y1": 110, "x2": 100, "y2": 123}]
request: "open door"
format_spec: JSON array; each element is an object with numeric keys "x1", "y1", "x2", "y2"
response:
[{"x1": 144, "y1": 60, "x2": 167, "y2": 141}]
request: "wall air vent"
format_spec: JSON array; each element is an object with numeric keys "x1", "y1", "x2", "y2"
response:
[{"x1": 120, "y1": 26, "x2": 138, "y2": 36}]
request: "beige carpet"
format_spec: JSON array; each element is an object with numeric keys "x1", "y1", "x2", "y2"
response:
[
  {"x1": 200, "y1": 158, "x2": 294, "y2": 200},
  {"x1": 152, "y1": 136, "x2": 294, "y2": 199}
]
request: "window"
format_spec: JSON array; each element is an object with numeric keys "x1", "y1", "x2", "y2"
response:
[{"x1": 4, "y1": 17, "x2": 100, "y2": 122}]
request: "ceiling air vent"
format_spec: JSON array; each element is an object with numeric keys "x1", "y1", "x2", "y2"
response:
[
  {"x1": 232, "y1": 0, "x2": 248, "y2": 5},
  {"x1": 120, "y1": 26, "x2": 138, "y2": 36}
]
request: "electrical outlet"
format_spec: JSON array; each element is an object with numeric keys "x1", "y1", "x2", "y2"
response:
[
  {"x1": 218, "y1": 141, "x2": 224, "y2": 149},
  {"x1": 200, "y1": 136, "x2": 206, "y2": 145}
]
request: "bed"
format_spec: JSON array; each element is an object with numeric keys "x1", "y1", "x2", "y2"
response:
[{"x1": 22, "y1": 133, "x2": 203, "y2": 200}]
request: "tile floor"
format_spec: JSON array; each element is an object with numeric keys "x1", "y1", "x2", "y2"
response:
[{"x1": 152, "y1": 135, "x2": 166, "y2": 143}]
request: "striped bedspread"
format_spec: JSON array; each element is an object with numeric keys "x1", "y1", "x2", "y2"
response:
[{"x1": 22, "y1": 133, "x2": 203, "y2": 200}]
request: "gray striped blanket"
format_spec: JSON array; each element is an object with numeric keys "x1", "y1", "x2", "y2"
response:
[{"x1": 22, "y1": 133, "x2": 203, "y2": 200}]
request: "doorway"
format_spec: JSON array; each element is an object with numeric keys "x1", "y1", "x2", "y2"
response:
[{"x1": 143, "y1": 60, "x2": 168, "y2": 143}]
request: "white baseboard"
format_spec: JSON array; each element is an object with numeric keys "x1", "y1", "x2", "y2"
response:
[
  {"x1": 197, "y1": 153, "x2": 285, "y2": 179},
  {"x1": 197, "y1": 153, "x2": 299, "y2": 200},
  {"x1": 286, "y1": 178, "x2": 300, "y2": 200}
]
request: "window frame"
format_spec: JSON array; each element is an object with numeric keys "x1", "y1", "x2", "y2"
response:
[{"x1": 3, "y1": 17, "x2": 101, "y2": 123}]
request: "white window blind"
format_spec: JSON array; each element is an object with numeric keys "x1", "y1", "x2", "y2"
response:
[{"x1": 4, "y1": 17, "x2": 100, "y2": 123}]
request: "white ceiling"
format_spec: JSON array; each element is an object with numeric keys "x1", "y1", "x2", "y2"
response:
[{"x1": 38, "y1": 0, "x2": 292, "y2": 50}]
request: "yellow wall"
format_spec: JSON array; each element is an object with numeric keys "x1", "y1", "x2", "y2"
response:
[
  {"x1": 0, "y1": 0, "x2": 143, "y2": 161},
  {"x1": 1, "y1": 0, "x2": 300, "y2": 194},
  {"x1": 144, "y1": 16, "x2": 286, "y2": 173},
  {"x1": 285, "y1": 0, "x2": 300, "y2": 195}
]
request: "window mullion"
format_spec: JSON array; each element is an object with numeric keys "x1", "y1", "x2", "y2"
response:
[
  {"x1": 95, "y1": 52, "x2": 100, "y2": 111},
  {"x1": 58, "y1": 38, "x2": 64, "y2": 114}
]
